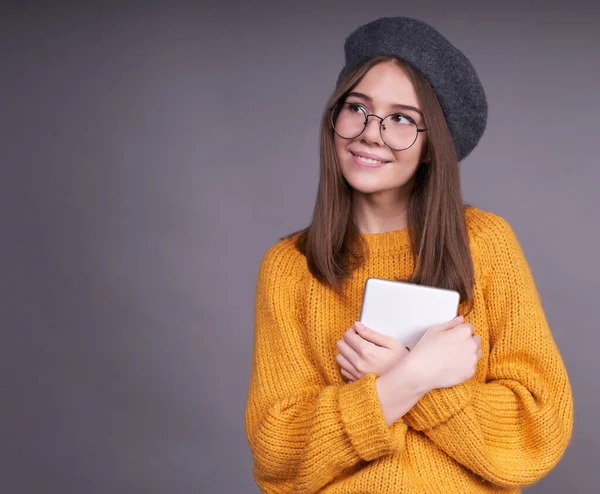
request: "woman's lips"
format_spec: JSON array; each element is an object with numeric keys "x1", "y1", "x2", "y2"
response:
[{"x1": 351, "y1": 152, "x2": 389, "y2": 168}]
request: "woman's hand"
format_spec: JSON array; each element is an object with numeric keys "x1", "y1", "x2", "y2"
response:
[
  {"x1": 335, "y1": 321, "x2": 409, "y2": 382},
  {"x1": 404, "y1": 315, "x2": 483, "y2": 393}
]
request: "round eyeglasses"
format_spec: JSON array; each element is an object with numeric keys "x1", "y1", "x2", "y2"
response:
[{"x1": 329, "y1": 101, "x2": 427, "y2": 151}]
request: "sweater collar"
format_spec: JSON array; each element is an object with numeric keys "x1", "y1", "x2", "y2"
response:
[{"x1": 358, "y1": 227, "x2": 411, "y2": 253}]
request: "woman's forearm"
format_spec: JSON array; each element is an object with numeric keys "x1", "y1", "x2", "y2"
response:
[{"x1": 375, "y1": 357, "x2": 427, "y2": 427}]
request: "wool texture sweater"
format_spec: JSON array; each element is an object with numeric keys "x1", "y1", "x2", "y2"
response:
[{"x1": 244, "y1": 206, "x2": 573, "y2": 493}]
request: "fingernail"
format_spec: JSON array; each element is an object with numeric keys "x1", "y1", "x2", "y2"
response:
[
  {"x1": 454, "y1": 315, "x2": 464, "y2": 322},
  {"x1": 355, "y1": 321, "x2": 365, "y2": 330}
]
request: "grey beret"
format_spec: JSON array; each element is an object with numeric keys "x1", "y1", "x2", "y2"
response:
[{"x1": 335, "y1": 16, "x2": 487, "y2": 162}]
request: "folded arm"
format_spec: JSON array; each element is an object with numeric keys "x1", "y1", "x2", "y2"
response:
[
  {"x1": 403, "y1": 215, "x2": 574, "y2": 488},
  {"x1": 245, "y1": 242, "x2": 407, "y2": 493}
]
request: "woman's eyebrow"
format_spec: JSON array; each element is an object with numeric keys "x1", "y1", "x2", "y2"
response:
[{"x1": 346, "y1": 91, "x2": 423, "y2": 117}]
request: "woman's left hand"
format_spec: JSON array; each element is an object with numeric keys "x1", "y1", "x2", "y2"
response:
[{"x1": 335, "y1": 321, "x2": 410, "y2": 382}]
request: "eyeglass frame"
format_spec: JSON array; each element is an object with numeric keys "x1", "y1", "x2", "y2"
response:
[{"x1": 328, "y1": 100, "x2": 428, "y2": 151}]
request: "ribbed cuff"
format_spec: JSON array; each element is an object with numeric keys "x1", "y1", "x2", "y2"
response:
[
  {"x1": 403, "y1": 381, "x2": 473, "y2": 431},
  {"x1": 338, "y1": 373, "x2": 407, "y2": 461}
]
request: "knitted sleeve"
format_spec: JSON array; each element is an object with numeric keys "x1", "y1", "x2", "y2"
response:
[
  {"x1": 402, "y1": 214, "x2": 574, "y2": 488},
  {"x1": 244, "y1": 240, "x2": 407, "y2": 494}
]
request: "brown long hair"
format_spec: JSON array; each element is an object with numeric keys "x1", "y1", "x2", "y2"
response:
[{"x1": 285, "y1": 56, "x2": 474, "y2": 310}]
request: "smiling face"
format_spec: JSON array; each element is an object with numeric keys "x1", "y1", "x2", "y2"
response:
[{"x1": 334, "y1": 59, "x2": 428, "y2": 197}]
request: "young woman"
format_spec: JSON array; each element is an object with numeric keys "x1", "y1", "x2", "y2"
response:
[{"x1": 244, "y1": 16, "x2": 573, "y2": 493}]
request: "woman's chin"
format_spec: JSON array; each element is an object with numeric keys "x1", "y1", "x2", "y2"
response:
[{"x1": 344, "y1": 177, "x2": 387, "y2": 195}]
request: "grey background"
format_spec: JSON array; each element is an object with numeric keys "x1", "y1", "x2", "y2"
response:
[{"x1": 1, "y1": 1, "x2": 598, "y2": 493}]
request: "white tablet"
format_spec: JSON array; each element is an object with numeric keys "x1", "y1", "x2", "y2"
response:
[{"x1": 359, "y1": 277, "x2": 460, "y2": 350}]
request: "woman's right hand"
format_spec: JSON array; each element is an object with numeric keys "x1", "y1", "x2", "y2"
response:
[{"x1": 404, "y1": 316, "x2": 483, "y2": 393}]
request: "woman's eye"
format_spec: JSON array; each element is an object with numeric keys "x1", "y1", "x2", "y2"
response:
[
  {"x1": 347, "y1": 102, "x2": 363, "y2": 112},
  {"x1": 391, "y1": 113, "x2": 414, "y2": 125}
]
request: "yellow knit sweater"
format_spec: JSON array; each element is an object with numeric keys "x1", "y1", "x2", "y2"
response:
[{"x1": 244, "y1": 206, "x2": 573, "y2": 493}]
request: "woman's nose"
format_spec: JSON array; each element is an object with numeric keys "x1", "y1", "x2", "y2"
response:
[{"x1": 360, "y1": 116, "x2": 385, "y2": 145}]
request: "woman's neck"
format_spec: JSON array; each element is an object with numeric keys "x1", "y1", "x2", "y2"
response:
[{"x1": 352, "y1": 188, "x2": 410, "y2": 234}]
